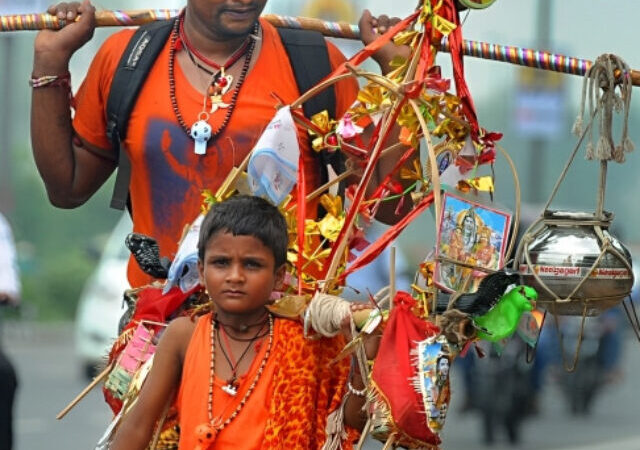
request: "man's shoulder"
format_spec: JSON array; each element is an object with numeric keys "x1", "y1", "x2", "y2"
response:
[
  {"x1": 259, "y1": 18, "x2": 338, "y2": 55},
  {"x1": 163, "y1": 315, "x2": 201, "y2": 357},
  {"x1": 90, "y1": 28, "x2": 140, "y2": 75},
  {"x1": 99, "y1": 28, "x2": 138, "y2": 55}
]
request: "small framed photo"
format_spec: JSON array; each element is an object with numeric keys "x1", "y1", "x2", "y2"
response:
[{"x1": 434, "y1": 192, "x2": 511, "y2": 293}]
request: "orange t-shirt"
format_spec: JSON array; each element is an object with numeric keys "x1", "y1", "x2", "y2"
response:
[
  {"x1": 73, "y1": 19, "x2": 358, "y2": 287},
  {"x1": 176, "y1": 313, "x2": 279, "y2": 449}
]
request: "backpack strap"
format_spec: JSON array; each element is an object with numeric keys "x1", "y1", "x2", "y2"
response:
[
  {"x1": 107, "y1": 19, "x2": 175, "y2": 211},
  {"x1": 276, "y1": 28, "x2": 342, "y2": 188},
  {"x1": 107, "y1": 23, "x2": 338, "y2": 211}
]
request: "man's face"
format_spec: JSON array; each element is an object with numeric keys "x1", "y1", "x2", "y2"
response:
[{"x1": 188, "y1": 0, "x2": 268, "y2": 39}]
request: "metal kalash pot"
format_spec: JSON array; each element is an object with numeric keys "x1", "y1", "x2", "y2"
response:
[{"x1": 515, "y1": 210, "x2": 633, "y2": 316}]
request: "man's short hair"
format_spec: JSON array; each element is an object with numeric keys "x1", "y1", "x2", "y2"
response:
[{"x1": 198, "y1": 195, "x2": 288, "y2": 268}]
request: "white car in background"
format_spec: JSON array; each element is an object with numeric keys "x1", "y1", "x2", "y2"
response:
[{"x1": 74, "y1": 215, "x2": 131, "y2": 379}]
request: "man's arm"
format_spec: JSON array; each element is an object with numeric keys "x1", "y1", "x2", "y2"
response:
[
  {"x1": 30, "y1": 1, "x2": 115, "y2": 208},
  {"x1": 341, "y1": 304, "x2": 382, "y2": 430},
  {"x1": 111, "y1": 317, "x2": 193, "y2": 450},
  {"x1": 356, "y1": 11, "x2": 415, "y2": 224}
]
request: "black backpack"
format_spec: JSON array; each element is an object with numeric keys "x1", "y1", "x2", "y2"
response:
[{"x1": 106, "y1": 19, "x2": 341, "y2": 211}]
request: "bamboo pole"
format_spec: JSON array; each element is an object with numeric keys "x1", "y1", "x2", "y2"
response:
[
  {"x1": 3, "y1": 9, "x2": 640, "y2": 85},
  {"x1": 56, "y1": 361, "x2": 114, "y2": 420},
  {"x1": 0, "y1": 9, "x2": 360, "y2": 39}
]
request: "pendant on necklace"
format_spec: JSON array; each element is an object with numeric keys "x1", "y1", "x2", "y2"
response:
[
  {"x1": 208, "y1": 68, "x2": 233, "y2": 113},
  {"x1": 222, "y1": 381, "x2": 238, "y2": 396},
  {"x1": 195, "y1": 422, "x2": 219, "y2": 448},
  {"x1": 209, "y1": 95, "x2": 230, "y2": 114}
]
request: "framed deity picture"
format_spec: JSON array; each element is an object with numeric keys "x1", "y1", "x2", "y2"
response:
[{"x1": 434, "y1": 192, "x2": 512, "y2": 293}]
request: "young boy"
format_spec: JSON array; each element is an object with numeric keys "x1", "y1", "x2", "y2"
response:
[{"x1": 111, "y1": 195, "x2": 369, "y2": 449}]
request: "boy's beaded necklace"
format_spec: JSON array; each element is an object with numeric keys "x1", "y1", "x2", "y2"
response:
[
  {"x1": 168, "y1": 15, "x2": 257, "y2": 155},
  {"x1": 217, "y1": 318, "x2": 269, "y2": 396},
  {"x1": 195, "y1": 313, "x2": 273, "y2": 446}
]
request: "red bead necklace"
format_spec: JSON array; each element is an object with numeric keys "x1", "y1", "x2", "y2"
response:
[{"x1": 179, "y1": 16, "x2": 251, "y2": 72}]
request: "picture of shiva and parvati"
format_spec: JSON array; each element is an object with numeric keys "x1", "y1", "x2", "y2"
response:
[{"x1": 435, "y1": 193, "x2": 511, "y2": 292}]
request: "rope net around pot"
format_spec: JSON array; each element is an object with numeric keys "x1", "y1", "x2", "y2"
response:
[{"x1": 513, "y1": 54, "x2": 636, "y2": 370}]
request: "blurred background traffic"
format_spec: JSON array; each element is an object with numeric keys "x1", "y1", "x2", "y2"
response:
[{"x1": 1, "y1": 0, "x2": 640, "y2": 449}]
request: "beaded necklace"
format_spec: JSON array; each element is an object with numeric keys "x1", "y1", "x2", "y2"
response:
[
  {"x1": 217, "y1": 319, "x2": 268, "y2": 396},
  {"x1": 179, "y1": 17, "x2": 251, "y2": 73},
  {"x1": 195, "y1": 313, "x2": 273, "y2": 447},
  {"x1": 168, "y1": 16, "x2": 258, "y2": 155},
  {"x1": 179, "y1": 15, "x2": 251, "y2": 115}
]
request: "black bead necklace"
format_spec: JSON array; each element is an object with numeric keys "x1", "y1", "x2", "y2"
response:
[{"x1": 167, "y1": 17, "x2": 258, "y2": 154}]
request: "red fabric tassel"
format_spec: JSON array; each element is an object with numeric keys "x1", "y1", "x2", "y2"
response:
[
  {"x1": 372, "y1": 292, "x2": 441, "y2": 445},
  {"x1": 440, "y1": 0, "x2": 479, "y2": 137},
  {"x1": 125, "y1": 285, "x2": 200, "y2": 332}
]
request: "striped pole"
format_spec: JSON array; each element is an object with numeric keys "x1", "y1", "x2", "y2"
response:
[
  {"x1": 1, "y1": 9, "x2": 638, "y2": 85},
  {"x1": 0, "y1": 9, "x2": 177, "y2": 31},
  {"x1": 0, "y1": 9, "x2": 360, "y2": 38},
  {"x1": 442, "y1": 37, "x2": 591, "y2": 77},
  {"x1": 440, "y1": 37, "x2": 640, "y2": 86}
]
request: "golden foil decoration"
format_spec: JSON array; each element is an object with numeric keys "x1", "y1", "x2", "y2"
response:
[
  {"x1": 319, "y1": 194, "x2": 343, "y2": 218},
  {"x1": 469, "y1": 176, "x2": 495, "y2": 192},
  {"x1": 456, "y1": 177, "x2": 494, "y2": 195},
  {"x1": 317, "y1": 215, "x2": 344, "y2": 242},
  {"x1": 357, "y1": 84, "x2": 392, "y2": 111},
  {"x1": 400, "y1": 158, "x2": 424, "y2": 182},
  {"x1": 393, "y1": 30, "x2": 419, "y2": 46},
  {"x1": 419, "y1": 261, "x2": 435, "y2": 287},
  {"x1": 266, "y1": 294, "x2": 310, "y2": 319},
  {"x1": 308, "y1": 110, "x2": 337, "y2": 152},
  {"x1": 431, "y1": 14, "x2": 457, "y2": 36}
]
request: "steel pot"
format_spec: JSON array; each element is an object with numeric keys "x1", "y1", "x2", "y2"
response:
[{"x1": 515, "y1": 210, "x2": 633, "y2": 316}]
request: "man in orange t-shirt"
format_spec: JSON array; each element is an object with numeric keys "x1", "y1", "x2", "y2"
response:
[{"x1": 30, "y1": 0, "x2": 411, "y2": 288}]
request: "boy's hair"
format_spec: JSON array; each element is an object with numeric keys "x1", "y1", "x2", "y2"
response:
[{"x1": 198, "y1": 195, "x2": 288, "y2": 267}]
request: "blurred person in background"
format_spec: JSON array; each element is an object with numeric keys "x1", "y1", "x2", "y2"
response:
[{"x1": 0, "y1": 212, "x2": 20, "y2": 450}]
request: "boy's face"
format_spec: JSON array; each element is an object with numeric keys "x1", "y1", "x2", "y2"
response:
[{"x1": 198, "y1": 231, "x2": 284, "y2": 317}]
